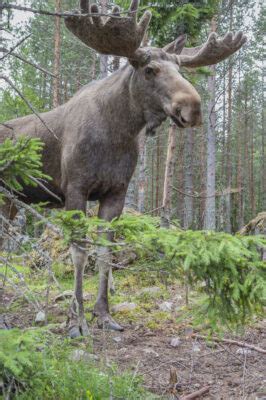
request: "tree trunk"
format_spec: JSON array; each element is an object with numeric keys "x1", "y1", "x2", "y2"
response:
[
  {"x1": 99, "y1": 0, "x2": 108, "y2": 78},
  {"x1": 183, "y1": 128, "x2": 194, "y2": 229},
  {"x1": 155, "y1": 134, "x2": 161, "y2": 214},
  {"x1": 261, "y1": 70, "x2": 266, "y2": 210},
  {"x1": 160, "y1": 123, "x2": 177, "y2": 227},
  {"x1": 224, "y1": 4, "x2": 233, "y2": 233},
  {"x1": 137, "y1": 129, "x2": 147, "y2": 213},
  {"x1": 52, "y1": 0, "x2": 62, "y2": 108},
  {"x1": 204, "y1": 18, "x2": 217, "y2": 231}
]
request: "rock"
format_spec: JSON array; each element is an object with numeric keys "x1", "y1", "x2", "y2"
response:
[
  {"x1": 35, "y1": 311, "x2": 45, "y2": 324},
  {"x1": 236, "y1": 348, "x2": 252, "y2": 356},
  {"x1": 113, "y1": 336, "x2": 122, "y2": 343},
  {"x1": 159, "y1": 301, "x2": 173, "y2": 312},
  {"x1": 55, "y1": 290, "x2": 73, "y2": 302},
  {"x1": 138, "y1": 287, "x2": 161, "y2": 295},
  {"x1": 55, "y1": 291, "x2": 93, "y2": 302},
  {"x1": 111, "y1": 302, "x2": 137, "y2": 313},
  {"x1": 192, "y1": 343, "x2": 201, "y2": 352},
  {"x1": 170, "y1": 337, "x2": 181, "y2": 347},
  {"x1": 0, "y1": 315, "x2": 10, "y2": 330},
  {"x1": 143, "y1": 348, "x2": 159, "y2": 357},
  {"x1": 69, "y1": 349, "x2": 99, "y2": 362}
]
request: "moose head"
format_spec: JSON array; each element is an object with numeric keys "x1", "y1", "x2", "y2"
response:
[{"x1": 65, "y1": 0, "x2": 246, "y2": 135}]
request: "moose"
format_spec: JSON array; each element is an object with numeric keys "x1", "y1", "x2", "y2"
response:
[{"x1": 0, "y1": 0, "x2": 246, "y2": 337}]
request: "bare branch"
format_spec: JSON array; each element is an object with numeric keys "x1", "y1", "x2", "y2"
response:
[
  {"x1": 0, "y1": 75, "x2": 59, "y2": 140},
  {"x1": 0, "y1": 186, "x2": 60, "y2": 234},
  {"x1": 0, "y1": 33, "x2": 31, "y2": 61},
  {"x1": 9, "y1": 52, "x2": 57, "y2": 78},
  {"x1": 0, "y1": 3, "x2": 141, "y2": 19},
  {"x1": 28, "y1": 175, "x2": 63, "y2": 203}
]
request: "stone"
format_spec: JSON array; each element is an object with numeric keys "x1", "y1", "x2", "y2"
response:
[
  {"x1": 55, "y1": 291, "x2": 93, "y2": 302},
  {"x1": 170, "y1": 337, "x2": 181, "y2": 347},
  {"x1": 236, "y1": 348, "x2": 252, "y2": 356},
  {"x1": 192, "y1": 343, "x2": 201, "y2": 352},
  {"x1": 55, "y1": 290, "x2": 73, "y2": 301},
  {"x1": 159, "y1": 301, "x2": 173, "y2": 312},
  {"x1": 111, "y1": 302, "x2": 137, "y2": 313},
  {"x1": 143, "y1": 348, "x2": 159, "y2": 357},
  {"x1": 69, "y1": 349, "x2": 99, "y2": 362},
  {"x1": 113, "y1": 336, "x2": 122, "y2": 343},
  {"x1": 35, "y1": 311, "x2": 45, "y2": 324},
  {"x1": 139, "y1": 287, "x2": 161, "y2": 295}
]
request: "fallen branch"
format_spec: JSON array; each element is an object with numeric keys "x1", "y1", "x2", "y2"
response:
[
  {"x1": 191, "y1": 334, "x2": 266, "y2": 355},
  {"x1": 180, "y1": 386, "x2": 210, "y2": 400}
]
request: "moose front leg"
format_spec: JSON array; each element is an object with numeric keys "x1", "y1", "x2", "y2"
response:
[
  {"x1": 93, "y1": 191, "x2": 126, "y2": 331},
  {"x1": 65, "y1": 191, "x2": 89, "y2": 338}
]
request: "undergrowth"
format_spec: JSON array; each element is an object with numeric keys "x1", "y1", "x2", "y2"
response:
[
  {"x1": 54, "y1": 212, "x2": 266, "y2": 329},
  {"x1": 0, "y1": 328, "x2": 158, "y2": 400}
]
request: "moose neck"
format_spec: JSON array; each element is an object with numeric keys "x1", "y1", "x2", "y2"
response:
[{"x1": 95, "y1": 64, "x2": 146, "y2": 138}]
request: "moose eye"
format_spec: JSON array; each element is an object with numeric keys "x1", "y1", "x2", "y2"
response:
[{"x1": 145, "y1": 67, "x2": 154, "y2": 76}]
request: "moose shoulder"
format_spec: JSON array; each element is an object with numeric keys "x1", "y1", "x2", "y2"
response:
[{"x1": 0, "y1": 0, "x2": 247, "y2": 337}]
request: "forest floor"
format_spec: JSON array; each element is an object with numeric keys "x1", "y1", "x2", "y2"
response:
[{"x1": 1, "y1": 250, "x2": 265, "y2": 399}]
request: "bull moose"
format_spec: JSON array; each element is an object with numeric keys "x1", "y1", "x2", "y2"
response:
[{"x1": 0, "y1": 0, "x2": 246, "y2": 337}]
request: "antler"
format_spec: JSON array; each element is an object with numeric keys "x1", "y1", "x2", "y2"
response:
[
  {"x1": 165, "y1": 31, "x2": 247, "y2": 68},
  {"x1": 65, "y1": 0, "x2": 152, "y2": 60}
]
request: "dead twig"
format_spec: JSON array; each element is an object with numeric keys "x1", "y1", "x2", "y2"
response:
[
  {"x1": 191, "y1": 334, "x2": 266, "y2": 355},
  {"x1": 0, "y1": 33, "x2": 31, "y2": 61},
  {"x1": 9, "y1": 51, "x2": 58, "y2": 78},
  {"x1": 0, "y1": 3, "x2": 141, "y2": 18},
  {"x1": 180, "y1": 386, "x2": 210, "y2": 400},
  {"x1": 0, "y1": 75, "x2": 59, "y2": 140},
  {"x1": 28, "y1": 175, "x2": 63, "y2": 203}
]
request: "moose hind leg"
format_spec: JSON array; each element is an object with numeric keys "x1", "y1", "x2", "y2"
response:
[{"x1": 68, "y1": 244, "x2": 89, "y2": 338}]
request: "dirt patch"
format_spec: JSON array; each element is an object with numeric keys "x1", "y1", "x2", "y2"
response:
[
  {"x1": 1, "y1": 283, "x2": 265, "y2": 399},
  {"x1": 90, "y1": 323, "x2": 265, "y2": 399}
]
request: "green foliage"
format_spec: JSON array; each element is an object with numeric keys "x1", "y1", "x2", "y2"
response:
[
  {"x1": 0, "y1": 329, "x2": 158, "y2": 399},
  {"x1": 54, "y1": 211, "x2": 266, "y2": 328},
  {"x1": 0, "y1": 136, "x2": 50, "y2": 192}
]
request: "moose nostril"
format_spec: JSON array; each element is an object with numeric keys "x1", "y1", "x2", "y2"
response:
[{"x1": 180, "y1": 115, "x2": 188, "y2": 124}]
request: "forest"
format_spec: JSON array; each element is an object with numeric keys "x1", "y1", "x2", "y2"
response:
[{"x1": 0, "y1": 0, "x2": 265, "y2": 399}]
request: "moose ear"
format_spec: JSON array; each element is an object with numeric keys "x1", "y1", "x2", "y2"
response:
[{"x1": 163, "y1": 34, "x2": 187, "y2": 55}]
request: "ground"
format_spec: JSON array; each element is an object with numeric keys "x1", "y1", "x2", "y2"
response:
[{"x1": 1, "y1": 255, "x2": 265, "y2": 400}]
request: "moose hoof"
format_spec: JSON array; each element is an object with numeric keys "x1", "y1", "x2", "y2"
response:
[
  {"x1": 97, "y1": 314, "x2": 124, "y2": 332},
  {"x1": 67, "y1": 319, "x2": 90, "y2": 338}
]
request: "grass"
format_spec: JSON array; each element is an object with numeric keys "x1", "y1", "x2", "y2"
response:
[{"x1": 0, "y1": 328, "x2": 159, "y2": 400}]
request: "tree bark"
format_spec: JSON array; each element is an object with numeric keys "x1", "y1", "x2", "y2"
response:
[
  {"x1": 204, "y1": 18, "x2": 217, "y2": 231},
  {"x1": 99, "y1": 0, "x2": 108, "y2": 78},
  {"x1": 137, "y1": 129, "x2": 147, "y2": 213},
  {"x1": 161, "y1": 123, "x2": 177, "y2": 227},
  {"x1": 224, "y1": 3, "x2": 233, "y2": 232},
  {"x1": 183, "y1": 128, "x2": 194, "y2": 229},
  {"x1": 52, "y1": 0, "x2": 62, "y2": 108}
]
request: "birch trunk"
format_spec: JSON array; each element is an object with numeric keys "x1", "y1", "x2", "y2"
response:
[
  {"x1": 160, "y1": 123, "x2": 177, "y2": 227},
  {"x1": 52, "y1": 0, "x2": 62, "y2": 108},
  {"x1": 183, "y1": 128, "x2": 194, "y2": 229},
  {"x1": 99, "y1": 0, "x2": 108, "y2": 78},
  {"x1": 137, "y1": 129, "x2": 147, "y2": 213},
  {"x1": 204, "y1": 19, "x2": 217, "y2": 230}
]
